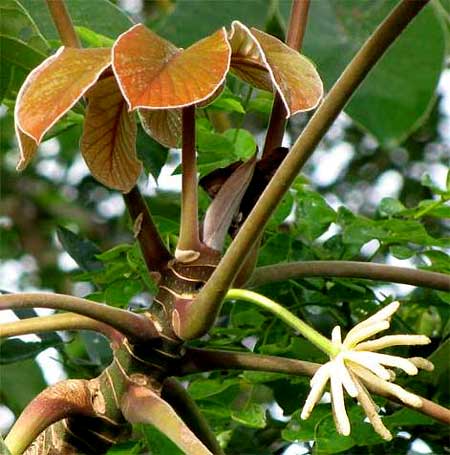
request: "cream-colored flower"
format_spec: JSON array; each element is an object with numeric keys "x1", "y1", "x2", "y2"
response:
[{"x1": 301, "y1": 301, "x2": 433, "y2": 440}]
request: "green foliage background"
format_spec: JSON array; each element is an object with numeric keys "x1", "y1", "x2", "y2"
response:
[{"x1": 0, "y1": 0, "x2": 449, "y2": 453}]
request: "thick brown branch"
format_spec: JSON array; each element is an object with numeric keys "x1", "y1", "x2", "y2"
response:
[
  {"x1": 179, "y1": 347, "x2": 450, "y2": 426},
  {"x1": 186, "y1": 0, "x2": 430, "y2": 341},
  {"x1": 0, "y1": 293, "x2": 159, "y2": 342},
  {"x1": 162, "y1": 378, "x2": 224, "y2": 455},
  {"x1": 247, "y1": 261, "x2": 450, "y2": 291},
  {"x1": 0, "y1": 312, "x2": 121, "y2": 342},
  {"x1": 124, "y1": 187, "x2": 172, "y2": 272},
  {"x1": 45, "y1": 0, "x2": 80, "y2": 48},
  {"x1": 262, "y1": 0, "x2": 310, "y2": 157},
  {"x1": 5, "y1": 379, "x2": 94, "y2": 454}
]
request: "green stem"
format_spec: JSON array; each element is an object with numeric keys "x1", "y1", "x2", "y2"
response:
[
  {"x1": 0, "y1": 293, "x2": 158, "y2": 342},
  {"x1": 225, "y1": 289, "x2": 336, "y2": 355},
  {"x1": 262, "y1": 0, "x2": 310, "y2": 157},
  {"x1": 181, "y1": 0, "x2": 430, "y2": 340},
  {"x1": 247, "y1": 261, "x2": 450, "y2": 291},
  {"x1": 177, "y1": 106, "x2": 202, "y2": 260},
  {"x1": 413, "y1": 197, "x2": 447, "y2": 219}
]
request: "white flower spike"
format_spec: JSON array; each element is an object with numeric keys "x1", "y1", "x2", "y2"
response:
[{"x1": 301, "y1": 301, "x2": 433, "y2": 441}]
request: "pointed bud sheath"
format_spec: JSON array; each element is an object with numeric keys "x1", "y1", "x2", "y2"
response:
[
  {"x1": 203, "y1": 156, "x2": 256, "y2": 251},
  {"x1": 15, "y1": 47, "x2": 111, "y2": 170},
  {"x1": 229, "y1": 21, "x2": 323, "y2": 118}
]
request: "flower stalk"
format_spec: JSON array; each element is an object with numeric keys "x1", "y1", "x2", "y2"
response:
[{"x1": 225, "y1": 288, "x2": 336, "y2": 355}]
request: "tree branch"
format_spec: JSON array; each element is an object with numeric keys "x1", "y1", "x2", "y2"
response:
[
  {"x1": 183, "y1": 0, "x2": 430, "y2": 340},
  {"x1": 0, "y1": 293, "x2": 159, "y2": 342},
  {"x1": 162, "y1": 378, "x2": 224, "y2": 455},
  {"x1": 176, "y1": 106, "x2": 202, "y2": 261},
  {"x1": 179, "y1": 347, "x2": 450, "y2": 426},
  {"x1": 123, "y1": 187, "x2": 172, "y2": 272},
  {"x1": 247, "y1": 261, "x2": 450, "y2": 291},
  {"x1": 45, "y1": 0, "x2": 80, "y2": 48},
  {"x1": 5, "y1": 379, "x2": 94, "y2": 455},
  {"x1": 180, "y1": 347, "x2": 319, "y2": 377},
  {"x1": 121, "y1": 384, "x2": 213, "y2": 455},
  {"x1": 0, "y1": 312, "x2": 122, "y2": 342},
  {"x1": 262, "y1": 0, "x2": 310, "y2": 157}
]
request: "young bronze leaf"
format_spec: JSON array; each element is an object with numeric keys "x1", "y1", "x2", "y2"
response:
[
  {"x1": 138, "y1": 81, "x2": 226, "y2": 148},
  {"x1": 229, "y1": 21, "x2": 323, "y2": 117},
  {"x1": 15, "y1": 47, "x2": 111, "y2": 170},
  {"x1": 139, "y1": 108, "x2": 182, "y2": 148},
  {"x1": 113, "y1": 24, "x2": 231, "y2": 110},
  {"x1": 81, "y1": 76, "x2": 141, "y2": 193}
]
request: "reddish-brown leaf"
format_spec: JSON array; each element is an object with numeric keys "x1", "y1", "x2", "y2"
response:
[
  {"x1": 81, "y1": 75, "x2": 141, "y2": 193},
  {"x1": 113, "y1": 24, "x2": 231, "y2": 110},
  {"x1": 15, "y1": 47, "x2": 111, "y2": 169},
  {"x1": 229, "y1": 21, "x2": 323, "y2": 117},
  {"x1": 138, "y1": 82, "x2": 224, "y2": 148},
  {"x1": 139, "y1": 108, "x2": 182, "y2": 148}
]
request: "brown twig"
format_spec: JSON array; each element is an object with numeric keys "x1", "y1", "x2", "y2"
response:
[
  {"x1": 247, "y1": 261, "x2": 450, "y2": 291},
  {"x1": 179, "y1": 347, "x2": 450, "y2": 426},
  {"x1": 0, "y1": 312, "x2": 121, "y2": 342},
  {"x1": 262, "y1": 0, "x2": 310, "y2": 157},
  {"x1": 123, "y1": 187, "x2": 172, "y2": 272},
  {"x1": 46, "y1": 0, "x2": 81, "y2": 48},
  {"x1": 0, "y1": 293, "x2": 159, "y2": 342}
]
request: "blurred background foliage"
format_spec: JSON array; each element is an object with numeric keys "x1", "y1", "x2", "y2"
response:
[{"x1": 0, "y1": 0, "x2": 449, "y2": 454}]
